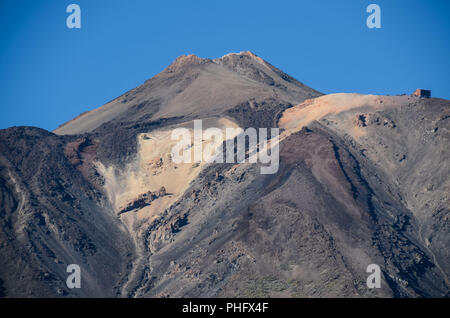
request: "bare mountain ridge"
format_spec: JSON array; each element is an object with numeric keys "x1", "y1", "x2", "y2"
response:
[
  {"x1": 0, "y1": 52, "x2": 448, "y2": 297},
  {"x1": 54, "y1": 51, "x2": 321, "y2": 135}
]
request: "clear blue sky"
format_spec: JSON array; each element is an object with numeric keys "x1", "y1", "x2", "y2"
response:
[{"x1": 1, "y1": 0, "x2": 449, "y2": 131}]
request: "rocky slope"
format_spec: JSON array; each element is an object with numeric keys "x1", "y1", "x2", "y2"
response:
[{"x1": 0, "y1": 52, "x2": 448, "y2": 297}]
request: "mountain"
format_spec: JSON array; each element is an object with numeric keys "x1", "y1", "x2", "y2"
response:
[
  {"x1": 54, "y1": 51, "x2": 320, "y2": 135},
  {"x1": 0, "y1": 52, "x2": 448, "y2": 297}
]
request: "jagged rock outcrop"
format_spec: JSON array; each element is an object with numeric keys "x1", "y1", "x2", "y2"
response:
[{"x1": 118, "y1": 187, "x2": 167, "y2": 215}]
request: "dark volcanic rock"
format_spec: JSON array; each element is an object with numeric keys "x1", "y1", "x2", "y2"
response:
[{"x1": 0, "y1": 127, "x2": 134, "y2": 297}]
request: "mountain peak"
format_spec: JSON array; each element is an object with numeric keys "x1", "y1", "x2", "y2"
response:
[
  {"x1": 164, "y1": 54, "x2": 211, "y2": 73},
  {"x1": 219, "y1": 50, "x2": 258, "y2": 58},
  {"x1": 54, "y1": 52, "x2": 321, "y2": 135},
  {"x1": 215, "y1": 51, "x2": 266, "y2": 64},
  {"x1": 164, "y1": 51, "x2": 265, "y2": 74}
]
